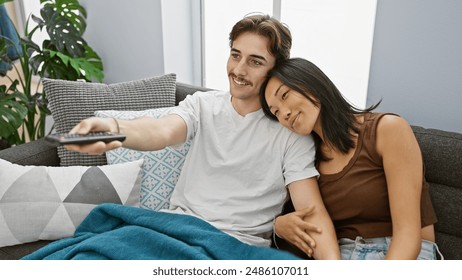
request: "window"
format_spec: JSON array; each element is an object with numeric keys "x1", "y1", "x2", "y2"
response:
[
  {"x1": 13, "y1": 0, "x2": 48, "y2": 44},
  {"x1": 202, "y1": 0, "x2": 377, "y2": 108},
  {"x1": 202, "y1": 0, "x2": 273, "y2": 91}
]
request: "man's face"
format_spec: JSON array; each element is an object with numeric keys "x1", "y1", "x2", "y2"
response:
[{"x1": 227, "y1": 32, "x2": 276, "y2": 101}]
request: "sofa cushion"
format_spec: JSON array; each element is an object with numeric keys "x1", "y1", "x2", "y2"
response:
[
  {"x1": 95, "y1": 108, "x2": 191, "y2": 211},
  {"x1": 44, "y1": 74, "x2": 176, "y2": 166},
  {"x1": 0, "y1": 158, "x2": 143, "y2": 247}
]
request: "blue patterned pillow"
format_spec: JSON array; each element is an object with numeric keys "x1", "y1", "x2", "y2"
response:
[{"x1": 94, "y1": 108, "x2": 191, "y2": 211}]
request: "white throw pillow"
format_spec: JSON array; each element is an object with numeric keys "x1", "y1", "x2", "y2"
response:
[{"x1": 0, "y1": 159, "x2": 143, "y2": 247}]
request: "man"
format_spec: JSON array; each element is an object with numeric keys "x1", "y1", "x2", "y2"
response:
[{"x1": 67, "y1": 14, "x2": 340, "y2": 259}]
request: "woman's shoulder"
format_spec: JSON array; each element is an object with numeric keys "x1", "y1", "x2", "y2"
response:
[
  {"x1": 374, "y1": 113, "x2": 416, "y2": 155},
  {"x1": 375, "y1": 113, "x2": 411, "y2": 132},
  {"x1": 360, "y1": 112, "x2": 410, "y2": 136}
]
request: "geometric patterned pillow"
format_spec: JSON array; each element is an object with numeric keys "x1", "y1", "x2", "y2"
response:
[
  {"x1": 44, "y1": 73, "x2": 176, "y2": 166},
  {"x1": 94, "y1": 108, "x2": 191, "y2": 211},
  {"x1": 0, "y1": 158, "x2": 143, "y2": 247}
]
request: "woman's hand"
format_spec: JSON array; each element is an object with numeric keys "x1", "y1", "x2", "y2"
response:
[{"x1": 275, "y1": 206, "x2": 322, "y2": 257}]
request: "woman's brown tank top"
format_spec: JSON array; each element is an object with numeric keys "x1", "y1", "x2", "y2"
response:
[{"x1": 318, "y1": 113, "x2": 437, "y2": 239}]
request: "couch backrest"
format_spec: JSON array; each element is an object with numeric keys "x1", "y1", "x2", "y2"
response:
[
  {"x1": 412, "y1": 126, "x2": 462, "y2": 260},
  {"x1": 175, "y1": 82, "x2": 212, "y2": 105}
]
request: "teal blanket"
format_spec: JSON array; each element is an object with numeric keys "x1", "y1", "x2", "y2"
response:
[{"x1": 22, "y1": 203, "x2": 300, "y2": 260}]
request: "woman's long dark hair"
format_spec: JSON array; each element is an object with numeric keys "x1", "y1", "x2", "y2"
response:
[{"x1": 260, "y1": 57, "x2": 381, "y2": 161}]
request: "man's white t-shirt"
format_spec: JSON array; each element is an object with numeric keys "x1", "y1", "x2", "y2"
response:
[{"x1": 163, "y1": 91, "x2": 318, "y2": 246}]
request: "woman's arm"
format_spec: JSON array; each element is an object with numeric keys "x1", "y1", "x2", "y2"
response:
[
  {"x1": 66, "y1": 114, "x2": 188, "y2": 155},
  {"x1": 286, "y1": 177, "x2": 340, "y2": 260},
  {"x1": 376, "y1": 115, "x2": 422, "y2": 259}
]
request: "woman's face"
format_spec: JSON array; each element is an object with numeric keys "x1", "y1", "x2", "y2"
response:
[{"x1": 264, "y1": 76, "x2": 320, "y2": 136}]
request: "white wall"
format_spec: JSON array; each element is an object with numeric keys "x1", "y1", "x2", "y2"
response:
[
  {"x1": 80, "y1": 0, "x2": 165, "y2": 84},
  {"x1": 80, "y1": 0, "x2": 201, "y2": 85},
  {"x1": 202, "y1": 0, "x2": 273, "y2": 91},
  {"x1": 281, "y1": 0, "x2": 377, "y2": 109},
  {"x1": 161, "y1": 0, "x2": 202, "y2": 85}
]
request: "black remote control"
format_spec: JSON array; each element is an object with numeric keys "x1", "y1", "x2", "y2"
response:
[{"x1": 45, "y1": 132, "x2": 126, "y2": 145}]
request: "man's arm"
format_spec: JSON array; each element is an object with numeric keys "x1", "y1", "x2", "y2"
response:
[
  {"x1": 65, "y1": 114, "x2": 187, "y2": 155},
  {"x1": 286, "y1": 177, "x2": 340, "y2": 260}
]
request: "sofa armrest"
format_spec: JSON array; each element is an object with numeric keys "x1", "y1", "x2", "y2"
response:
[{"x1": 0, "y1": 138, "x2": 60, "y2": 166}]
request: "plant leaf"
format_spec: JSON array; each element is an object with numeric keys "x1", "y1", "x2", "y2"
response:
[
  {"x1": 44, "y1": 47, "x2": 104, "y2": 82},
  {"x1": 0, "y1": 0, "x2": 13, "y2": 6},
  {"x1": 32, "y1": 50, "x2": 80, "y2": 80},
  {"x1": 55, "y1": 51, "x2": 70, "y2": 66},
  {"x1": 30, "y1": 14, "x2": 46, "y2": 29},
  {"x1": 0, "y1": 93, "x2": 28, "y2": 138},
  {"x1": 40, "y1": 5, "x2": 86, "y2": 57},
  {"x1": 42, "y1": 0, "x2": 87, "y2": 34}
]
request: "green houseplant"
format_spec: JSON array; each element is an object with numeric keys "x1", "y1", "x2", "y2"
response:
[{"x1": 0, "y1": 0, "x2": 103, "y2": 148}]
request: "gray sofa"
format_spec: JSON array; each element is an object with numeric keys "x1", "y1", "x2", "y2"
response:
[{"x1": 0, "y1": 82, "x2": 461, "y2": 260}]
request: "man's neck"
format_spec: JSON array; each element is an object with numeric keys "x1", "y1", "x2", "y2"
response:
[{"x1": 230, "y1": 96, "x2": 261, "y2": 117}]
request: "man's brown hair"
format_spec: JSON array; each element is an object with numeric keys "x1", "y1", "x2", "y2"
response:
[{"x1": 229, "y1": 14, "x2": 292, "y2": 65}]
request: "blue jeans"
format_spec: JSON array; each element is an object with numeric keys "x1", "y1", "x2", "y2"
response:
[{"x1": 338, "y1": 236, "x2": 443, "y2": 260}]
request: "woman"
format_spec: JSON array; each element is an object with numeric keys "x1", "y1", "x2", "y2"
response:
[{"x1": 260, "y1": 57, "x2": 441, "y2": 260}]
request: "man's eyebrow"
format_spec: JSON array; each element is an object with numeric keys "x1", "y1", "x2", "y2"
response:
[{"x1": 249, "y1": 54, "x2": 267, "y2": 62}]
